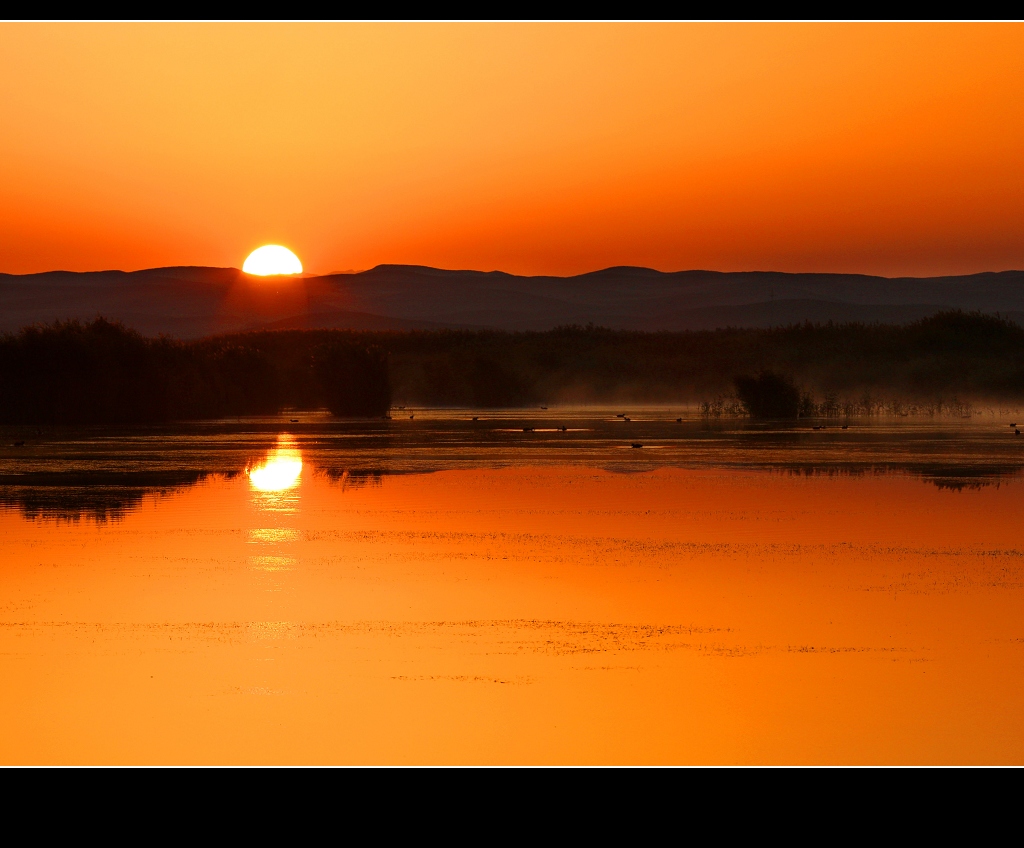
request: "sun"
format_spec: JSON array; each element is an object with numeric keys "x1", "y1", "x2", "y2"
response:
[{"x1": 243, "y1": 245, "x2": 303, "y2": 276}]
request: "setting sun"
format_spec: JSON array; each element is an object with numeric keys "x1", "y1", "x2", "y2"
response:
[{"x1": 242, "y1": 245, "x2": 302, "y2": 276}]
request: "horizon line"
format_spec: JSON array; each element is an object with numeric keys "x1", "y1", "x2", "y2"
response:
[{"x1": 3, "y1": 263, "x2": 1024, "y2": 281}]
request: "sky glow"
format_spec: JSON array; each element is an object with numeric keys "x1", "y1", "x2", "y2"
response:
[{"x1": 2, "y1": 23, "x2": 1024, "y2": 277}]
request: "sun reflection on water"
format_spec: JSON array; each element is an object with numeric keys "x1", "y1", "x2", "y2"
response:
[
  {"x1": 248, "y1": 436, "x2": 303, "y2": 516},
  {"x1": 247, "y1": 437, "x2": 302, "y2": 496}
]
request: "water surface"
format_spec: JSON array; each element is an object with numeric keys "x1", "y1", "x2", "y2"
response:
[{"x1": 2, "y1": 411, "x2": 1023, "y2": 764}]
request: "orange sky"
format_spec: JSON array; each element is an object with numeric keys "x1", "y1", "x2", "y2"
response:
[{"x1": 2, "y1": 22, "x2": 1023, "y2": 277}]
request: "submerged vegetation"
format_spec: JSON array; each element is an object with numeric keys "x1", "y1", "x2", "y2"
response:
[{"x1": 0, "y1": 311, "x2": 1022, "y2": 423}]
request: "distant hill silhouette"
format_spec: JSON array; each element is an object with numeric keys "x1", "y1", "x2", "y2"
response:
[{"x1": 2, "y1": 264, "x2": 1024, "y2": 338}]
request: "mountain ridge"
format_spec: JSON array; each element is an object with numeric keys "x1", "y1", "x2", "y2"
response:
[{"x1": 2, "y1": 264, "x2": 1023, "y2": 338}]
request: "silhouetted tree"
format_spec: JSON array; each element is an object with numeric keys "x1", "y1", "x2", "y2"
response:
[
  {"x1": 0, "y1": 321, "x2": 395, "y2": 423},
  {"x1": 467, "y1": 354, "x2": 531, "y2": 407},
  {"x1": 0, "y1": 319, "x2": 174, "y2": 424},
  {"x1": 313, "y1": 341, "x2": 391, "y2": 416}
]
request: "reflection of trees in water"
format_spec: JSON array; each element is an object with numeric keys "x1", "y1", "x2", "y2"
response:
[
  {"x1": 921, "y1": 469, "x2": 1019, "y2": 491},
  {"x1": 315, "y1": 467, "x2": 386, "y2": 491},
  {"x1": 3, "y1": 454, "x2": 1022, "y2": 524},
  {"x1": 928, "y1": 478, "x2": 1002, "y2": 492},
  {"x1": 0, "y1": 470, "x2": 237, "y2": 522},
  {"x1": 0, "y1": 461, "x2": 396, "y2": 523},
  {"x1": 778, "y1": 464, "x2": 1023, "y2": 491}
]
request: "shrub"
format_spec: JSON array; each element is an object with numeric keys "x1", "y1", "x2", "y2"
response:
[{"x1": 733, "y1": 370, "x2": 801, "y2": 419}]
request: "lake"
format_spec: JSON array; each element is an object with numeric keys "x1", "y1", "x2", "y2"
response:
[{"x1": 2, "y1": 410, "x2": 1024, "y2": 764}]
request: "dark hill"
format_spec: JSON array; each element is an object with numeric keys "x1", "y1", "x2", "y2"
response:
[{"x1": 2, "y1": 264, "x2": 1024, "y2": 338}]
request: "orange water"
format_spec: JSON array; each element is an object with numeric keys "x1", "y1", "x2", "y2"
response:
[{"x1": 2, "y1": 438, "x2": 1024, "y2": 763}]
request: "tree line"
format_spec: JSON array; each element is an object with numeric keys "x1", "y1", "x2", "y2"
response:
[
  {"x1": 1, "y1": 311, "x2": 1022, "y2": 423},
  {"x1": 0, "y1": 319, "x2": 390, "y2": 424}
]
